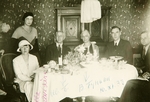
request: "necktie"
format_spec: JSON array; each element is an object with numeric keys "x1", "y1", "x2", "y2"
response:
[
  {"x1": 142, "y1": 47, "x2": 146, "y2": 60},
  {"x1": 114, "y1": 42, "x2": 117, "y2": 47},
  {"x1": 58, "y1": 45, "x2": 61, "y2": 57}
]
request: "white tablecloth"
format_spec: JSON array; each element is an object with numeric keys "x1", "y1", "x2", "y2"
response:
[{"x1": 32, "y1": 64, "x2": 138, "y2": 102}]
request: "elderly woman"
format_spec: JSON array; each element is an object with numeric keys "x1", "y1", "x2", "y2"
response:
[
  {"x1": 13, "y1": 40, "x2": 39, "y2": 102},
  {"x1": 76, "y1": 30, "x2": 99, "y2": 60}
]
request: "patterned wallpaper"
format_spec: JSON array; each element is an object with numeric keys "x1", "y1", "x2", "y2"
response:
[
  {"x1": 107, "y1": 0, "x2": 150, "y2": 48},
  {"x1": 0, "y1": 0, "x2": 81, "y2": 61},
  {"x1": 0, "y1": 0, "x2": 150, "y2": 59}
]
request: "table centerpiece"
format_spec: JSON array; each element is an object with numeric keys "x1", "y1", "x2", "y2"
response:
[{"x1": 63, "y1": 42, "x2": 99, "y2": 71}]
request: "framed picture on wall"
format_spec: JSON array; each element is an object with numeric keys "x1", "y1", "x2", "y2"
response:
[{"x1": 62, "y1": 15, "x2": 81, "y2": 42}]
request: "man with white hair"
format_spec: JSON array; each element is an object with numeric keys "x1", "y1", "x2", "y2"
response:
[
  {"x1": 45, "y1": 31, "x2": 71, "y2": 64},
  {"x1": 45, "y1": 31, "x2": 72, "y2": 102}
]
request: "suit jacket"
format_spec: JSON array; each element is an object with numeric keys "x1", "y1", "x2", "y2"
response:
[
  {"x1": 104, "y1": 39, "x2": 133, "y2": 64},
  {"x1": 119, "y1": 79, "x2": 150, "y2": 102},
  {"x1": 45, "y1": 43, "x2": 71, "y2": 63},
  {"x1": 142, "y1": 46, "x2": 150, "y2": 73}
]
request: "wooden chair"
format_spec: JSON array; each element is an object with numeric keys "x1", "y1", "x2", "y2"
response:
[
  {"x1": 133, "y1": 54, "x2": 141, "y2": 66},
  {"x1": 0, "y1": 53, "x2": 28, "y2": 102},
  {"x1": 133, "y1": 54, "x2": 144, "y2": 75}
]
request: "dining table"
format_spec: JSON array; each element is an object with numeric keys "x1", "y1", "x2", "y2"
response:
[{"x1": 32, "y1": 60, "x2": 138, "y2": 102}]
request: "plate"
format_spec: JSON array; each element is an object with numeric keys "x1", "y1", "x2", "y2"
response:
[
  {"x1": 61, "y1": 69, "x2": 70, "y2": 74},
  {"x1": 110, "y1": 56, "x2": 123, "y2": 60},
  {"x1": 80, "y1": 62, "x2": 91, "y2": 68},
  {"x1": 43, "y1": 64, "x2": 49, "y2": 68}
]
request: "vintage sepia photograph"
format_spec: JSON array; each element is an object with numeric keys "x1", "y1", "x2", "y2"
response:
[{"x1": 0, "y1": 0, "x2": 150, "y2": 102}]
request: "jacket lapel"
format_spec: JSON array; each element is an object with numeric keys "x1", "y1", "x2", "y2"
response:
[
  {"x1": 145, "y1": 46, "x2": 150, "y2": 58},
  {"x1": 117, "y1": 39, "x2": 122, "y2": 47}
]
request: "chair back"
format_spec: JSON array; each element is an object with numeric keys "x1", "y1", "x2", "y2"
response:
[{"x1": 0, "y1": 53, "x2": 17, "y2": 86}]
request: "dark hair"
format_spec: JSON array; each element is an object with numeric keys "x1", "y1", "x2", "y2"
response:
[
  {"x1": 111, "y1": 26, "x2": 121, "y2": 31},
  {"x1": 22, "y1": 12, "x2": 34, "y2": 21}
]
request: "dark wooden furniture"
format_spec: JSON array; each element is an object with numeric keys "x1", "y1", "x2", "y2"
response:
[
  {"x1": 0, "y1": 53, "x2": 28, "y2": 102},
  {"x1": 56, "y1": 6, "x2": 111, "y2": 53}
]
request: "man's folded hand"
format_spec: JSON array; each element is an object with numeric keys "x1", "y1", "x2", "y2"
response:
[{"x1": 142, "y1": 72, "x2": 150, "y2": 80}]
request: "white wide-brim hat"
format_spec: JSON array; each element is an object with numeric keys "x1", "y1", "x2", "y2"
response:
[{"x1": 17, "y1": 40, "x2": 33, "y2": 52}]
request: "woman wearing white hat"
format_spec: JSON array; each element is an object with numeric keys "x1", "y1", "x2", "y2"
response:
[
  {"x1": 5, "y1": 12, "x2": 41, "y2": 66},
  {"x1": 13, "y1": 40, "x2": 39, "y2": 102}
]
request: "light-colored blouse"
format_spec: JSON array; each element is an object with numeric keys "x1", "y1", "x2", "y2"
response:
[{"x1": 13, "y1": 54, "x2": 39, "y2": 82}]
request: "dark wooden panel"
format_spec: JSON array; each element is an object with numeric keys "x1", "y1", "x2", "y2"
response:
[{"x1": 62, "y1": 15, "x2": 81, "y2": 42}]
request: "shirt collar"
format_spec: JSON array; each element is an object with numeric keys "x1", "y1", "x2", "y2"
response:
[
  {"x1": 144, "y1": 44, "x2": 150, "y2": 54},
  {"x1": 56, "y1": 43, "x2": 63, "y2": 47},
  {"x1": 114, "y1": 39, "x2": 120, "y2": 46}
]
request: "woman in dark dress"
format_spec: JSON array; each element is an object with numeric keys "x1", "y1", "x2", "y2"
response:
[{"x1": 6, "y1": 12, "x2": 41, "y2": 66}]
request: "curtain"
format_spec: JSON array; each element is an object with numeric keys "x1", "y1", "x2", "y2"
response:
[{"x1": 81, "y1": 0, "x2": 101, "y2": 23}]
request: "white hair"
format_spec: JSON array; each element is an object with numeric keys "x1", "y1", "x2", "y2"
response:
[{"x1": 81, "y1": 30, "x2": 91, "y2": 37}]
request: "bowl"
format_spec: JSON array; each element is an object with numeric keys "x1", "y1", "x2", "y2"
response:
[
  {"x1": 61, "y1": 69, "x2": 70, "y2": 74},
  {"x1": 43, "y1": 64, "x2": 49, "y2": 68},
  {"x1": 110, "y1": 56, "x2": 123, "y2": 60}
]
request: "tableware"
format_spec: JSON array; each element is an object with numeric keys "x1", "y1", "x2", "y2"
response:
[
  {"x1": 48, "y1": 68, "x2": 51, "y2": 72},
  {"x1": 101, "y1": 57, "x2": 107, "y2": 60},
  {"x1": 63, "y1": 59, "x2": 68, "y2": 65},
  {"x1": 80, "y1": 61, "x2": 100, "y2": 68},
  {"x1": 109, "y1": 56, "x2": 123, "y2": 60},
  {"x1": 48, "y1": 60, "x2": 57, "y2": 68},
  {"x1": 61, "y1": 69, "x2": 70, "y2": 74},
  {"x1": 80, "y1": 62, "x2": 90, "y2": 68},
  {"x1": 99, "y1": 57, "x2": 108, "y2": 63},
  {"x1": 43, "y1": 64, "x2": 49, "y2": 68}
]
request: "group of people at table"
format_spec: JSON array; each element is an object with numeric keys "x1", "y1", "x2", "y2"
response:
[{"x1": 0, "y1": 11, "x2": 150, "y2": 102}]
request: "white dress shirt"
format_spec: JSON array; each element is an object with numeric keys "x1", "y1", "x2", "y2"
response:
[{"x1": 114, "y1": 39, "x2": 120, "y2": 46}]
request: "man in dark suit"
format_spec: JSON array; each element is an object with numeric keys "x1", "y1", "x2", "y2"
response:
[
  {"x1": 45, "y1": 31, "x2": 71, "y2": 64},
  {"x1": 119, "y1": 31, "x2": 150, "y2": 102},
  {"x1": 45, "y1": 31, "x2": 72, "y2": 102},
  {"x1": 140, "y1": 31, "x2": 150, "y2": 73},
  {"x1": 104, "y1": 26, "x2": 133, "y2": 64}
]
